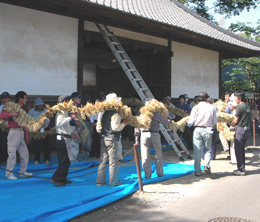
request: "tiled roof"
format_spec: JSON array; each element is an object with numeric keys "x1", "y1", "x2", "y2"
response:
[{"x1": 84, "y1": 0, "x2": 260, "y2": 51}]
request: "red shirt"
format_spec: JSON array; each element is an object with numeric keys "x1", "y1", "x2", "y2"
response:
[{"x1": 0, "y1": 111, "x2": 29, "y2": 138}]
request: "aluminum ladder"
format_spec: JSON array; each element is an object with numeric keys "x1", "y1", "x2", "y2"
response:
[{"x1": 96, "y1": 23, "x2": 192, "y2": 161}]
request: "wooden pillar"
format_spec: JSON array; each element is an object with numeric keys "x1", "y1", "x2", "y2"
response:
[
  {"x1": 167, "y1": 35, "x2": 172, "y2": 97},
  {"x1": 218, "y1": 53, "x2": 222, "y2": 99},
  {"x1": 77, "y1": 18, "x2": 84, "y2": 95}
]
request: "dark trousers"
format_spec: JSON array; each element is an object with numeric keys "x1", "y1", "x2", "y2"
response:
[
  {"x1": 235, "y1": 127, "x2": 250, "y2": 172},
  {"x1": 0, "y1": 131, "x2": 8, "y2": 163},
  {"x1": 33, "y1": 136, "x2": 51, "y2": 162},
  {"x1": 178, "y1": 126, "x2": 193, "y2": 150},
  {"x1": 52, "y1": 138, "x2": 71, "y2": 182},
  {"x1": 211, "y1": 128, "x2": 217, "y2": 160},
  {"x1": 90, "y1": 127, "x2": 101, "y2": 157}
]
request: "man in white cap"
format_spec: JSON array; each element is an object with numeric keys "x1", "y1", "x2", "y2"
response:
[
  {"x1": 51, "y1": 95, "x2": 78, "y2": 187},
  {"x1": 96, "y1": 93, "x2": 128, "y2": 187},
  {"x1": 29, "y1": 98, "x2": 51, "y2": 165},
  {"x1": 163, "y1": 96, "x2": 176, "y2": 120}
]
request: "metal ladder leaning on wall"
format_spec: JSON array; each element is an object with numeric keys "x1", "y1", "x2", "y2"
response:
[{"x1": 96, "y1": 23, "x2": 192, "y2": 161}]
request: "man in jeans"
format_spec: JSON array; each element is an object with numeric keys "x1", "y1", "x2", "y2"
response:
[
  {"x1": 96, "y1": 93, "x2": 128, "y2": 187},
  {"x1": 187, "y1": 91, "x2": 218, "y2": 176},
  {"x1": 0, "y1": 91, "x2": 33, "y2": 180},
  {"x1": 231, "y1": 90, "x2": 251, "y2": 176}
]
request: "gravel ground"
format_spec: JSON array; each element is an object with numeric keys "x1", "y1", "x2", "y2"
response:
[{"x1": 71, "y1": 135, "x2": 260, "y2": 222}]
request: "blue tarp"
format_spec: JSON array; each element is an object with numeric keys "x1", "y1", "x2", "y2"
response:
[{"x1": 0, "y1": 154, "x2": 195, "y2": 222}]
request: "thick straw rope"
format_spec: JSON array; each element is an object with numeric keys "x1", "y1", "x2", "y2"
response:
[{"x1": 0, "y1": 99, "x2": 234, "y2": 141}]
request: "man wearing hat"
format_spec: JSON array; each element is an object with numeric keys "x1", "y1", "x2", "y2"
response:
[
  {"x1": 51, "y1": 95, "x2": 78, "y2": 187},
  {"x1": 28, "y1": 98, "x2": 51, "y2": 165},
  {"x1": 187, "y1": 91, "x2": 218, "y2": 176},
  {"x1": 163, "y1": 96, "x2": 176, "y2": 120},
  {"x1": 0, "y1": 92, "x2": 11, "y2": 165},
  {"x1": 0, "y1": 91, "x2": 33, "y2": 180},
  {"x1": 96, "y1": 93, "x2": 128, "y2": 186},
  {"x1": 69, "y1": 92, "x2": 81, "y2": 163}
]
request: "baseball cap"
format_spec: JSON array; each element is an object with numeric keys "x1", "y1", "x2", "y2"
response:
[
  {"x1": 58, "y1": 95, "x2": 67, "y2": 103},
  {"x1": 198, "y1": 91, "x2": 210, "y2": 99},
  {"x1": 1, "y1": 92, "x2": 10, "y2": 98},
  {"x1": 164, "y1": 96, "x2": 171, "y2": 100},
  {"x1": 71, "y1": 92, "x2": 81, "y2": 99}
]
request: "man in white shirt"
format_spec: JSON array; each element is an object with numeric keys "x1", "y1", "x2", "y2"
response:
[
  {"x1": 96, "y1": 93, "x2": 128, "y2": 187},
  {"x1": 51, "y1": 95, "x2": 78, "y2": 187},
  {"x1": 187, "y1": 91, "x2": 218, "y2": 176}
]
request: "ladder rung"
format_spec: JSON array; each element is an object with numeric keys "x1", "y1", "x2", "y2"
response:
[{"x1": 96, "y1": 23, "x2": 188, "y2": 160}]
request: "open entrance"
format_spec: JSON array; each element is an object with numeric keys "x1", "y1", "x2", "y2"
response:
[{"x1": 81, "y1": 30, "x2": 172, "y2": 102}]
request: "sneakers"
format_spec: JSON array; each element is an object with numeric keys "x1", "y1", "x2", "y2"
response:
[
  {"x1": 232, "y1": 169, "x2": 245, "y2": 176},
  {"x1": 96, "y1": 182, "x2": 108, "y2": 187},
  {"x1": 34, "y1": 161, "x2": 40, "y2": 165},
  {"x1": 51, "y1": 179, "x2": 65, "y2": 187},
  {"x1": 63, "y1": 180, "x2": 72, "y2": 185},
  {"x1": 6, "y1": 174, "x2": 18, "y2": 180},
  {"x1": 194, "y1": 172, "x2": 201, "y2": 177},
  {"x1": 158, "y1": 174, "x2": 165, "y2": 177},
  {"x1": 19, "y1": 172, "x2": 33, "y2": 178},
  {"x1": 204, "y1": 166, "x2": 211, "y2": 174},
  {"x1": 44, "y1": 160, "x2": 51, "y2": 165},
  {"x1": 110, "y1": 180, "x2": 122, "y2": 187}
]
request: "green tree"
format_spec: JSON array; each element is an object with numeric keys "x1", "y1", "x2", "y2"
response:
[
  {"x1": 178, "y1": 0, "x2": 260, "y2": 98},
  {"x1": 178, "y1": 0, "x2": 258, "y2": 21},
  {"x1": 221, "y1": 20, "x2": 260, "y2": 97}
]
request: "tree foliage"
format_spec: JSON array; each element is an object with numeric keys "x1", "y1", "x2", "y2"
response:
[
  {"x1": 222, "y1": 21, "x2": 260, "y2": 97},
  {"x1": 177, "y1": 0, "x2": 258, "y2": 21},
  {"x1": 178, "y1": 0, "x2": 260, "y2": 98}
]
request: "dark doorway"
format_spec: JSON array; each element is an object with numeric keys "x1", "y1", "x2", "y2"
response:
[{"x1": 82, "y1": 30, "x2": 171, "y2": 101}]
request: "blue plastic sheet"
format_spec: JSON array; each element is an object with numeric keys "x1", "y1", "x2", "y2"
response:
[{"x1": 0, "y1": 155, "x2": 195, "y2": 222}]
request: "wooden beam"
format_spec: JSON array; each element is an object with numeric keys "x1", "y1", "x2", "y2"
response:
[{"x1": 77, "y1": 18, "x2": 84, "y2": 95}]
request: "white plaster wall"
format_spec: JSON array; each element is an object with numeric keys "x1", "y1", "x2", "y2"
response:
[
  {"x1": 171, "y1": 42, "x2": 219, "y2": 99},
  {"x1": 0, "y1": 3, "x2": 78, "y2": 95}
]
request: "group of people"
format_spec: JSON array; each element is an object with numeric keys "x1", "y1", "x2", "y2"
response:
[
  {"x1": 166, "y1": 90, "x2": 252, "y2": 177},
  {"x1": 0, "y1": 89, "x2": 255, "y2": 187}
]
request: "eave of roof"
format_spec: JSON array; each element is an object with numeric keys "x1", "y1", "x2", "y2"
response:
[
  {"x1": 2, "y1": 0, "x2": 260, "y2": 58},
  {"x1": 80, "y1": 0, "x2": 260, "y2": 57}
]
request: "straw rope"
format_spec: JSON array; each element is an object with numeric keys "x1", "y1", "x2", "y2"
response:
[{"x1": 0, "y1": 99, "x2": 235, "y2": 141}]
